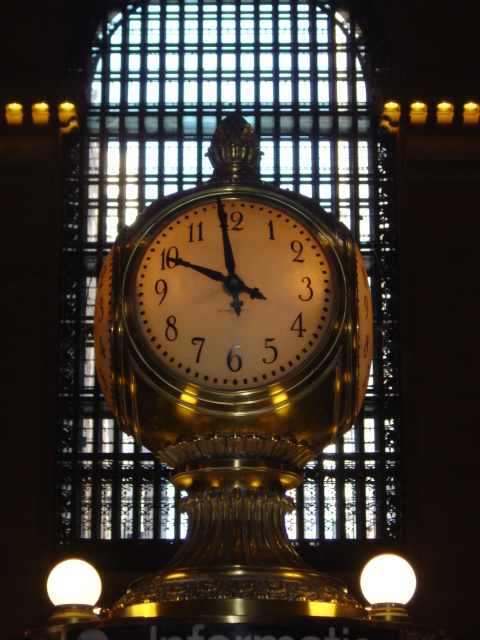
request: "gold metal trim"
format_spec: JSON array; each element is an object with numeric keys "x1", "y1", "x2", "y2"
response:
[{"x1": 110, "y1": 599, "x2": 366, "y2": 621}]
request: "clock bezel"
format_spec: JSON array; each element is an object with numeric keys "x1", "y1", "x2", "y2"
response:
[{"x1": 121, "y1": 183, "x2": 348, "y2": 417}]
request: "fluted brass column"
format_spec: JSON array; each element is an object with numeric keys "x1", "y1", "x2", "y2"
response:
[{"x1": 112, "y1": 436, "x2": 364, "y2": 619}]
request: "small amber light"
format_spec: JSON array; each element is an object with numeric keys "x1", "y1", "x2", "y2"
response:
[
  {"x1": 5, "y1": 102, "x2": 23, "y2": 125},
  {"x1": 58, "y1": 102, "x2": 79, "y2": 131},
  {"x1": 381, "y1": 102, "x2": 401, "y2": 129},
  {"x1": 436, "y1": 101, "x2": 454, "y2": 125},
  {"x1": 463, "y1": 102, "x2": 479, "y2": 125},
  {"x1": 409, "y1": 101, "x2": 427, "y2": 124},
  {"x1": 32, "y1": 102, "x2": 50, "y2": 125}
]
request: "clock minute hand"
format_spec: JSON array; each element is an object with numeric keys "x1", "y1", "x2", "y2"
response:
[
  {"x1": 216, "y1": 196, "x2": 236, "y2": 275},
  {"x1": 171, "y1": 257, "x2": 224, "y2": 283}
]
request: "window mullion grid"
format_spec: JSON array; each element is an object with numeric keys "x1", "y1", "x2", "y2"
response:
[
  {"x1": 215, "y1": 0, "x2": 223, "y2": 123},
  {"x1": 327, "y1": 8, "x2": 340, "y2": 221},
  {"x1": 63, "y1": 135, "x2": 85, "y2": 543},
  {"x1": 120, "y1": 1, "x2": 130, "y2": 115},
  {"x1": 315, "y1": 455, "x2": 326, "y2": 542},
  {"x1": 197, "y1": 2, "x2": 206, "y2": 148},
  {"x1": 336, "y1": 442, "x2": 348, "y2": 539},
  {"x1": 367, "y1": 133, "x2": 387, "y2": 539},
  {"x1": 131, "y1": 445, "x2": 143, "y2": 540},
  {"x1": 137, "y1": 0, "x2": 148, "y2": 213},
  {"x1": 174, "y1": 487, "x2": 183, "y2": 542},
  {"x1": 347, "y1": 12, "x2": 361, "y2": 242},
  {"x1": 295, "y1": 479, "x2": 305, "y2": 542},
  {"x1": 252, "y1": 0, "x2": 262, "y2": 136},
  {"x1": 373, "y1": 131, "x2": 401, "y2": 538},
  {"x1": 371, "y1": 132, "x2": 388, "y2": 540},
  {"x1": 158, "y1": 5, "x2": 168, "y2": 195},
  {"x1": 159, "y1": 2, "x2": 168, "y2": 137},
  {"x1": 271, "y1": 1, "x2": 281, "y2": 185},
  {"x1": 97, "y1": 13, "x2": 112, "y2": 246},
  {"x1": 309, "y1": 2, "x2": 321, "y2": 202},
  {"x1": 153, "y1": 461, "x2": 166, "y2": 540},
  {"x1": 234, "y1": 0, "x2": 242, "y2": 113},
  {"x1": 178, "y1": 1, "x2": 186, "y2": 186},
  {"x1": 110, "y1": 401, "x2": 123, "y2": 540},
  {"x1": 290, "y1": 2, "x2": 301, "y2": 194},
  {"x1": 82, "y1": 134, "x2": 101, "y2": 541},
  {"x1": 115, "y1": 7, "x2": 131, "y2": 231},
  {"x1": 355, "y1": 417, "x2": 368, "y2": 539}
]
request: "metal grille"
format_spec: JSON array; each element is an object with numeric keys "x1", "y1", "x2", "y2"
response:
[{"x1": 56, "y1": 0, "x2": 402, "y2": 561}]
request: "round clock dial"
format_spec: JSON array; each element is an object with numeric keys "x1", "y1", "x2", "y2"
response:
[
  {"x1": 355, "y1": 243, "x2": 374, "y2": 411},
  {"x1": 93, "y1": 247, "x2": 115, "y2": 412},
  {"x1": 128, "y1": 196, "x2": 340, "y2": 392}
]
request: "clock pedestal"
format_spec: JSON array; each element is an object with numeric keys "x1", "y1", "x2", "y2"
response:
[
  {"x1": 111, "y1": 435, "x2": 363, "y2": 619},
  {"x1": 95, "y1": 115, "x2": 374, "y2": 621}
]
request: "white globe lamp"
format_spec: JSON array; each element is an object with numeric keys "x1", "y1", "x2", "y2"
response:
[
  {"x1": 360, "y1": 553, "x2": 416, "y2": 621},
  {"x1": 47, "y1": 559, "x2": 102, "y2": 622}
]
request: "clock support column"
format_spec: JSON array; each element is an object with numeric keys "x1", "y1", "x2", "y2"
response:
[{"x1": 112, "y1": 435, "x2": 363, "y2": 619}]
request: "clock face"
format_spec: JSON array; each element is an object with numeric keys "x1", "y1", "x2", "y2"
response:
[
  {"x1": 128, "y1": 195, "x2": 341, "y2": 392},
  {"x1": 355, "y1": 242, "x2": 374, "y2": 411},
  {"x1": 93, "y1": 247, "x2": 115, "y2": 412}
]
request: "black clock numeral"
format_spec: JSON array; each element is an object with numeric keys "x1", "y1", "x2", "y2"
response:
[
  {"x1": 299, "y1": 276, "x2": 313, "y2": 301},
  {"x1": 268, "y1": 220, "x2": 275, "y2": 240},
  {"x1": 363, "y1": 293, "x2": 369, "y2": 319},
  {"x1": 98, "y1": 335, "x2": 107, "y2": 359},
  {"x1": 165, "y1": 315, "x2": 178, "y2": 341},
  {"x1": 160, "y1": 246, "x2": 179, "y2": 270},
  {"x1": 155, "y1": 279, "x2": 168, "y2": 305},
  {"x1": 227, "y1": 345, "x2": 242, "y2": 372},
  {"x1": 230, "y1": 210, "x2": 243, "y2": 230},
  {"x1": 290, "y1": 240, "x2": 305, "y2": 262},
  {"x1": 188, "y1": 221, "x2": 204, "y2": 242},
  {"x1": 363, "y1": 333, "x2": 370, "y2": 358},
  {"x1": 262, "y1": 338, "x2": 278, "y2": 364},
  {"x1": 291, "y1": 312, "x2": 306, "y2": 337},
  {"x1": 360, "y1": 262, "x2": 369, "y2": 288},
  {"x1": 97, "y1": 297, "x2": 104, "y2": 322},
  {"x1": 191, "y1": 337, "x2": 205, "y2": 363}
]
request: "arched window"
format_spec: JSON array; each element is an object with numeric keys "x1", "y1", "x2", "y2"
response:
[{"x1": 56, "y1": 0, "x2": 401, "y2": 568}]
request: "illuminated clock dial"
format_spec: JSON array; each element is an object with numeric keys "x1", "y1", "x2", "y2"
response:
[
  {"x1": 355, "y1": 243, "x2": 374, "y2": 411},
  {"x1": 129, "y1": 197, "x2": 339, "y2": 391},
  {"x1": 93, "y1": 247, "x2": 115, "y2": 412}
]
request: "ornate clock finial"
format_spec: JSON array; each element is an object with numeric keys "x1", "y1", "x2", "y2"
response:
[{"x1": 206, "y1": 113, "x2": 262, "y2": 182}]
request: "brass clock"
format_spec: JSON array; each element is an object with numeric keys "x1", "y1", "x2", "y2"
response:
[
  {"x1": 94, "y1": 114, "x2": 374, "y2": 617},
  {"x1": 94, "y1": 115, "x2": 373, "y2": 458}
]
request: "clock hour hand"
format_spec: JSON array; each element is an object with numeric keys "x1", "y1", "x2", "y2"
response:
[
  {"x1": 173, "y1": 258, "x2": 265, "y2": 300},
  {"x1": 227, "y1": 275, "x2": 266, "y2": 316},
  {"x1": 171, "y1": 257, "x2": 224, "y2": 283},
  {"x1": 234, "y1": 279, "x2": 266, "y2": 301},
  {"x1": 216, "y1": 196, "x2": 236, "y2": 276}
]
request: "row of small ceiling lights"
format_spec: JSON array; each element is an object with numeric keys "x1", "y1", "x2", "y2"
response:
[
  {"x1": 382, "y1": 101, "x2": 480, "y2": 126},
  {"x1": 4, "y1": 102, "x2": 78, "y2": 130},
  {"x1": 4, "y1": 100, "x2": 480, "y2": 128}
]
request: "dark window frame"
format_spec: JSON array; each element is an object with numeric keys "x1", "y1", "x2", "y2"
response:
[{"x1": 56, "y1": 0, "x2": 402, "y2": 572}]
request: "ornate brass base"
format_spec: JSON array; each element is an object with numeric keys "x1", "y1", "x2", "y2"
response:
[{"x1": 112, "y1": 436, "x2": 364, "y2": 620}]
